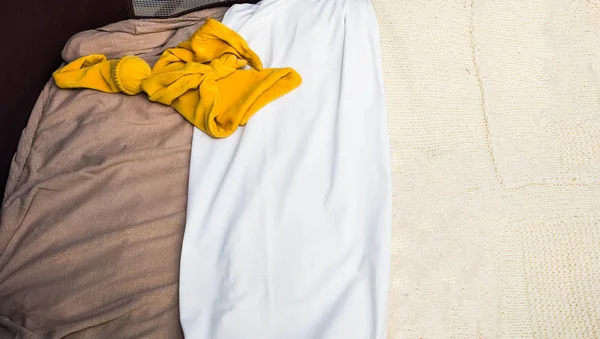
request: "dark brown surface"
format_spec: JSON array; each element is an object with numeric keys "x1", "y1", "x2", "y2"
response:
[{"x1": 0, "y1": 0, "x2": 130, "y2": 198}]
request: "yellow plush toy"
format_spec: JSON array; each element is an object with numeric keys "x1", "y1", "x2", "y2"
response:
[{"x1": 52, "y1": 18, "x2": 302, "y2": 138}]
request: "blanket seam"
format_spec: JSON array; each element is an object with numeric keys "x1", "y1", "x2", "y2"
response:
[
  {"x1": 3, "y1": 83, "x2": 52, "y2": 202},
  {"x1": 468, "y1": 0, "x2": 504, "y2": 187}
]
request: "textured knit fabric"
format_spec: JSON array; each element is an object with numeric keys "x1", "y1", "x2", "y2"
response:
[{"x1": 372, "y1": 0, "x2": 600, "y2": 338}]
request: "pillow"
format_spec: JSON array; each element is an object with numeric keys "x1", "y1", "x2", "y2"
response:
[{"x1": 131, "y1": 0, "x2": 259, "y2": 18}]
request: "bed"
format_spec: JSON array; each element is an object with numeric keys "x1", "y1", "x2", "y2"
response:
[{"x1": 2, "y1": 0, "x2": 600, "y2": 338}]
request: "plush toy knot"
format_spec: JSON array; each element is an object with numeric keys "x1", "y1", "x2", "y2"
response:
[{"x1": 114, "y1": 56, "x2": 151, "y2": 95}]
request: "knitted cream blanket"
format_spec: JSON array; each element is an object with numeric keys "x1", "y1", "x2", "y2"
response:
[{"x1": 373, "y1": 0, "x2": 600, "y2": 337}]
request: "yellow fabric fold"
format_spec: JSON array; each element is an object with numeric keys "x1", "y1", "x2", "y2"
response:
[{"x1": 52, "y1": 18, "x2": 301, "y2": 138}]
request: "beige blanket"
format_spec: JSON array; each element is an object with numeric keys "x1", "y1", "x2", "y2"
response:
[
  {"x1": 0, "y1": 8, "x2": 226, "y2": 338},
  {"x1": 373, "y1": 0, "x2": 600, "y2": 337}
]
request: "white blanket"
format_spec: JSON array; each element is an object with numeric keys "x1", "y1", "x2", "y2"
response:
[
  {"x1": 179, "y1": 1, "x2": 391, "y2": 338},
  {"x1": 374, "y1": 0, "x2": 600, "y2": 337}
]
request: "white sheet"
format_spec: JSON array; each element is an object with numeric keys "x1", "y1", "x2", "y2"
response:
[{"x1": 179, "y1": 1, "x2": 391, "y2": 338}]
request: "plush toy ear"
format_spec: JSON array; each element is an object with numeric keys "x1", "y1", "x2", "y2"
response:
[
  {"x1": 178, "y1": 18, "x2": 264, "y2": 71},
  {"x1": 53, "y1": 54, "x2": 150, "y2": 96},
  {"x1": 204, "y1": 67, "x2": 302, "y2": 138},
  {"x1": 53, "y1": 54, "x2": 120, "y2": 93}
]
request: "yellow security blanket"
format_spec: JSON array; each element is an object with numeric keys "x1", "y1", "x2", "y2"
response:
[{"x1": 52, "y1": 18, "x2": 302, "y2": 138}]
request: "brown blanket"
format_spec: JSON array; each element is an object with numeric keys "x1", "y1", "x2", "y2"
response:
[{"x1": 0, "y1": 7, "x2": 227, "y2": 338}]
